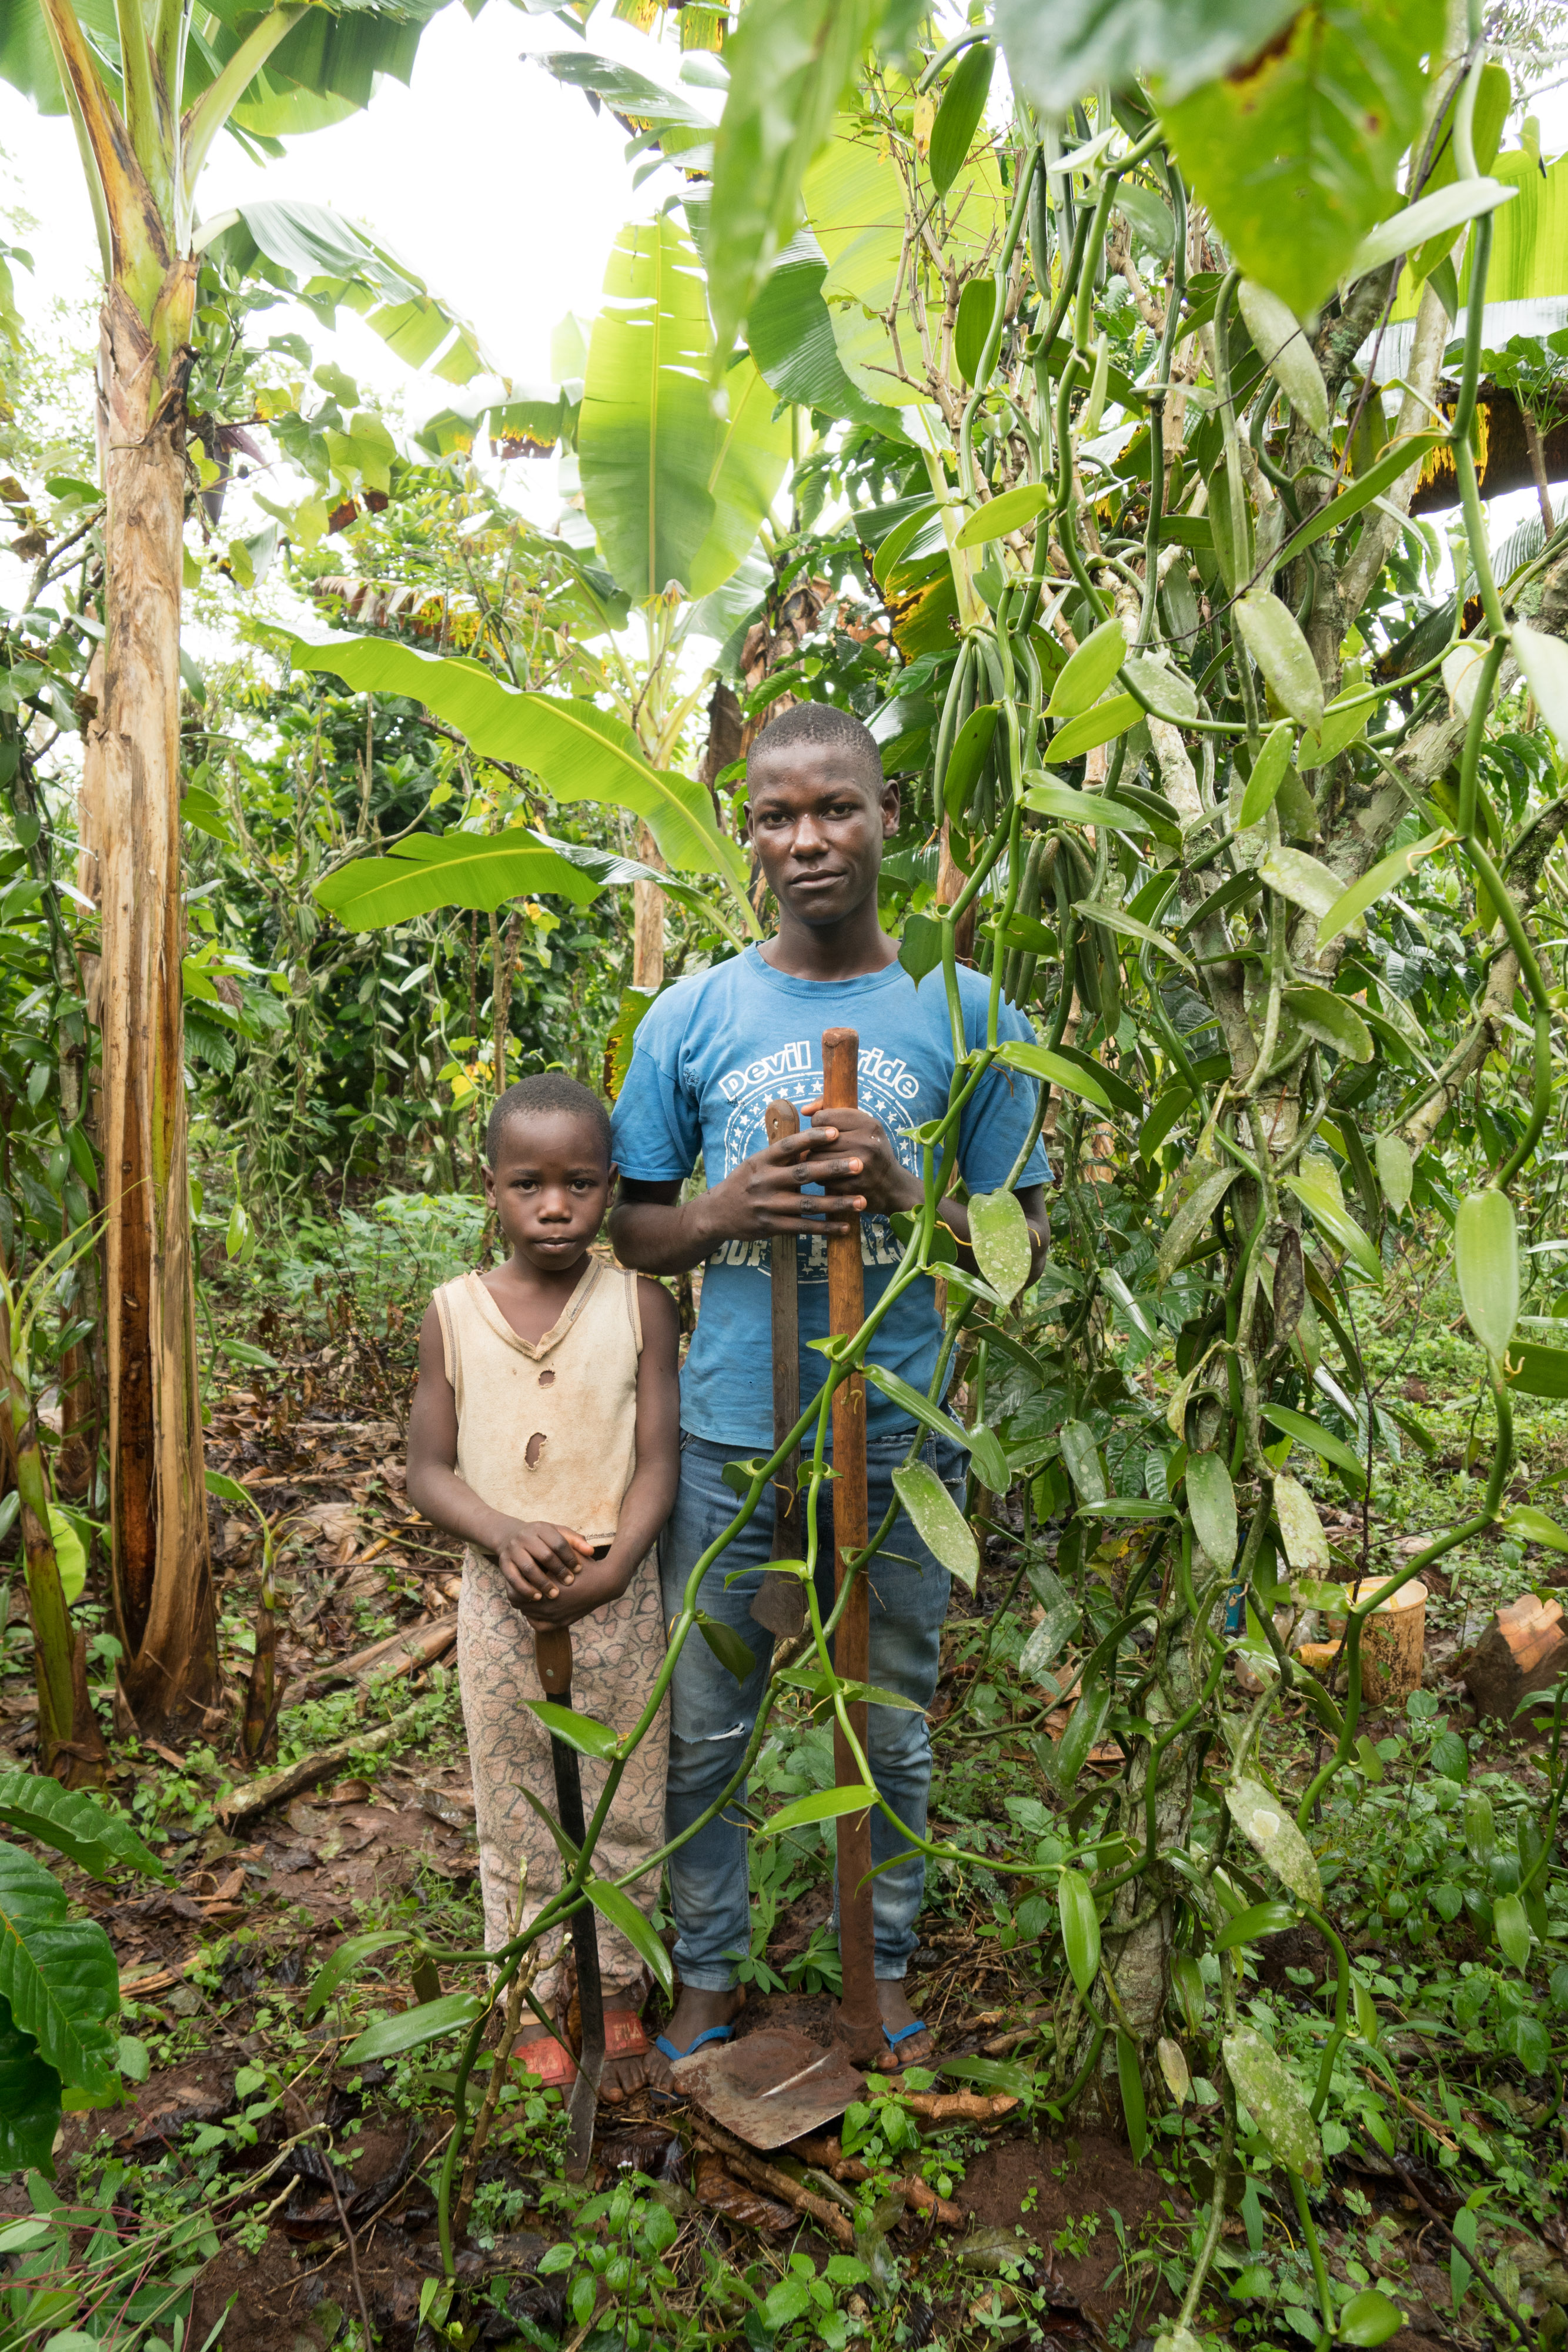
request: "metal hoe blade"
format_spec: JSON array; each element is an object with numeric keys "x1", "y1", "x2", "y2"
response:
[
  {"x1": 551, "y1": 1724, "x2": 604, "y2": 2180},
  {"x1": 672, "y1": 2026, "x2": 865, "y2": 2150}
]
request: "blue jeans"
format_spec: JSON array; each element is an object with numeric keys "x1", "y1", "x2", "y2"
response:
[{"x1": 658, "y1": 1428, "x2": 962, "y2": 1989}]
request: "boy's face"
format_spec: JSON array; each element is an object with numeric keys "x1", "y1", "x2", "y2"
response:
[
  {"x1": 745, "y1": 743, "x2": 899, "y2": 930},
  {"x1": 484, "y1": 1111, "x2": 614, "y2": 1274}
]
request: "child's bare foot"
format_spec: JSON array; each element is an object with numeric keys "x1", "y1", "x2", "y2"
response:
[{"x1": 646, "y1": 1984, "x2": 745, "y2": 2090}]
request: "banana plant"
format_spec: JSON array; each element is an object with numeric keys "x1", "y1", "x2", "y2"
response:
[
  {"x1": 0, "y1": 1222, "x2": 109, "y2": 1785},
  {"x1": 0, "y1": 0, "x2": 481, "y2": 1736},
  {"x1": 294, "y1": 201, "x2": 795, "y2": 970},
  {"x1": 287, "y1": 627, "x2": 757, "y2": 926},
  {"x1": 578, "y1": 211, "x2": 791, "y2": 600},
  {"x1": 0, "y1": 1768, "x2": 165, "y2": 2170},
  {"x1": 571, "y1": 202, "x2": 788, "y2": 975}
]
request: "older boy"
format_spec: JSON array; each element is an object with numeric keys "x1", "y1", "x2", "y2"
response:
[{"x1": 609, "y1": 701, "x2": 1049, "y2": 2074}]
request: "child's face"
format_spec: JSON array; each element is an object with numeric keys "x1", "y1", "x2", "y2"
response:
[{"x1": 484, "y1": 1111, "x2": 614, "y2": 1274}]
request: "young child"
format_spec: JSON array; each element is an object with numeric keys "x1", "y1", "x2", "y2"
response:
[{"x1": 406, "y1": 1070, "x2": 678, "y2": 2101}]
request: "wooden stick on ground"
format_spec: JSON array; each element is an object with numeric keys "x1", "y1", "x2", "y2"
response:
[
  {"x1": 1356, "y1": 2064, "x2": 1457, "y2": 2152},
  {"x1": 934, "y1": 2000, "x2": 1054, "y2": 2056},
  {"x1": 219, "y1": 1695, "x2": 429, "y2": 1826},
  {"x1": 295, "y1": 1613, "x2": 456, "y2": 1696},
  {"x1": 693, "y1": 2122, "x2": 855, "y2": 2250}
]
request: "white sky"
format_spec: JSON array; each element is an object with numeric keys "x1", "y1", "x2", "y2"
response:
[
  {"x1": 0, "y1": 2, "x2": 693, "y2": 409},
  {"x1": 0, "y1": 4, "x2": 718, "y2": 669}
]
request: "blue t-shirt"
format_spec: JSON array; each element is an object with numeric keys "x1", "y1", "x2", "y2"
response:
[{"x1": 610, "y1": 946, "x2": 1050, "y2": 1447}]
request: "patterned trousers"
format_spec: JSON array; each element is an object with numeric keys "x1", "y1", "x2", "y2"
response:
[{"x1": 456, "y1": 1545, "x2": 668, "y2": 2006}]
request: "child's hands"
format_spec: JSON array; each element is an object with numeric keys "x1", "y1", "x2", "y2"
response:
[
  {"x1": 516, "y1": 1552, "x2": 631, "y2": 1630},
  {"x1": 495, "y1": 1520, "x2": 596, "y2": 1609}
]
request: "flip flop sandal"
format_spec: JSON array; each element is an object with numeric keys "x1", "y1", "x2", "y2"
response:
[
  {"x1": 652, "y1": 2020, "x2": 738, "y2": 2066},
  {"x1": 513, "y1": 2031, "x2": 577, "y2": 2090},
  {"x1": 648, "y1": 2016, "x2": 740, "y2": 2109},
  {"x1": 880, "y1": 2018, "x2": 934, "y2": 2068},
  {"x1": 599, "y1": 2008, "x2": 655, "y2": 2098},
  {"x1": 604, "y1": 2009, "x2": 654, "y2": 2061}
]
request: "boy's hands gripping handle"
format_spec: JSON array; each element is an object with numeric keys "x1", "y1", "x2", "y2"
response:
[{"x1": 531, "y1": 1621, "x2": 605, "y2": 2176}]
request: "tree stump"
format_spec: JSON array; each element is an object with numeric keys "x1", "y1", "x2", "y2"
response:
[
  {"x1": 1299, "y1": 1575, "x2": 1427, "y2": 1706},
  {"x1": 1463, "y1": 1593, "x2": 1568, "y2": 1722}
]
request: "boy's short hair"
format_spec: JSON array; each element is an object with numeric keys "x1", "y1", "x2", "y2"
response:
[
  {"x1": 486, "y1": 1071, "x2": 613, "y2": 1168},
  {"x1": 747, "y1": 700, "x2": 882, "y2": 793}
]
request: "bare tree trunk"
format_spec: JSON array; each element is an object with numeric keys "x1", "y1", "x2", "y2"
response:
[
  {"x1": 96, "y1": 280, "x2": 218, "y2": 1737},
  {"x1": 465, "y1": 910, "x2": 482, "y2": 1187},
  {"x1": 491, "y1": 906, "x2": 523, "y2": 1091},
  {"x1": 633, "y1": 823, "x2": 666, "y2": 990}
]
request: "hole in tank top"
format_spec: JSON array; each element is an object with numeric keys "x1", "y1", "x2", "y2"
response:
[
  {"x1": 538, "y1": 1368, "x2": 555, "y2": 1386},
  {"x1": 524, "y1": 1431, "x2": 547, "y2": 1469}
]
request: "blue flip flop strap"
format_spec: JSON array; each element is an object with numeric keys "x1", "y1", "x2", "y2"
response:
[
  {"x1": 655, "y1": 2023, "x2": 736, "y2": 2063},
  {"x1": 882, "y1": 2019, "x2": 929, "y2": 2049}
]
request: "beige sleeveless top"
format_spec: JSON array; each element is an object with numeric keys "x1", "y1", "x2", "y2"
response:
[{"x1": 432, "y1": 1259, "x2": 643, "y2": 1544}]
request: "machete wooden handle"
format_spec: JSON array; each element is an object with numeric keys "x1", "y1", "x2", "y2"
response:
[
  {"x1": 534, "y1": 1623, "x2": 573, "y2": 1698},
  {"x1": 753, "y1": 1097, "x2": 806, "y2": 1640},
  {"x1": 819, "y1": 1027, "x2": 881, "y2": 2063}
]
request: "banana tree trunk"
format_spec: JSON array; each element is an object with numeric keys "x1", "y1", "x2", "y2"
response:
[
  {"x1": 490, "y1": 905, "x2": 523, "y2": 1093},
  {"x1": 633, "y1": 824, "x2": 666, "y2": 990},
  {"x1": 0, "y1": 1317, "x2": 106, "y2": 1785},
  {"x1": 57, "y1": 793, "x2": 100, "y2": 1501},
  {"x1": 95, "y1": 275, "x2": 218, "y2": 1735}
]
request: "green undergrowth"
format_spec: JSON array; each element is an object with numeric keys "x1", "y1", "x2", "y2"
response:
[{"x1": 5, "y1": 1261, "x2": 1567, "y2": 2352}]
